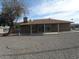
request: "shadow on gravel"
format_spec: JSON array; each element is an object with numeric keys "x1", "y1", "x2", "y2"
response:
[
  {"x1": 2, "y1": 45, "x2": 79, "y2": 56},
  {"x1": 0, "y1": 33, "x2": 44, "y2": 37}
]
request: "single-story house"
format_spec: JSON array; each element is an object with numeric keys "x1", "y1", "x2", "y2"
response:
[
  {"x1": 0, "y1": 26, "x2": 9, "y2": 34},
  {"x1": 19, "y1": 18, "x2": 71, "y2": 34}
]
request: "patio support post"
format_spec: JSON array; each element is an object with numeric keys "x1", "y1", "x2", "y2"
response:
[
  {"x1": 58, "y1": 24, "x2": 60, "y2": 32},
  {"x1": 44, "y1": 24, "x2": 46, "y2": 32},
  {"x1": 30, "y1": 25, "x2": 32, "y2": 34}
]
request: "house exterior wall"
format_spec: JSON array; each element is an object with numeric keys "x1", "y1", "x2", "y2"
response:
[{"x1": 59, "y1": 23, "x2": 71, "y2": 32}]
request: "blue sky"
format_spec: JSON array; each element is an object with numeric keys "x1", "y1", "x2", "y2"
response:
[
  {"x1": 25, "y1": 0, "x2": 79, "y2": 23},
  {"x1": 0, "y1": 0, "x2": 79, "y2": 23}
]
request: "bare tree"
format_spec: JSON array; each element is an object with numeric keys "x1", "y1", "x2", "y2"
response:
[{"x1": 0, "y1": 0, "x2": 28, "y2": 36}]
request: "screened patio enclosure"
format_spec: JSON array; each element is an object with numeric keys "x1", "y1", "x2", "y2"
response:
[{"x1": 20, "y1": 18, "x2": 71, "y2": 34}]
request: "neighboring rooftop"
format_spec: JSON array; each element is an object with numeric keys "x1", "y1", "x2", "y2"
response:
[{"x1": 20, "y1": 18, "x2": 71, "y2": 25}]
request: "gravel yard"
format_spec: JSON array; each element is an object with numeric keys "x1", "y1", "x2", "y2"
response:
[{"x1": 0, "y1": 32, "x2": 79, "y2": 59}]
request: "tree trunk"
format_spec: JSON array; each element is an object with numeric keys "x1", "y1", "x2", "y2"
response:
[{"x1": 2, "y1": 21, "x2": 14, "y2": 36}]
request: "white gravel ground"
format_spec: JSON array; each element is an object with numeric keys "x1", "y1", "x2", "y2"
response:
[{"x1": 0, "y1": 32, "x2": 79, "y2": 59}]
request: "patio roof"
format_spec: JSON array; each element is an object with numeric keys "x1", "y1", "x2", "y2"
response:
[{"x1": 20, "y1": 18, "x2": 71, "y2": 25}]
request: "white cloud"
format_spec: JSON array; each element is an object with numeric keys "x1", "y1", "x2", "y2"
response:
[
  {"x1": 29, "y1": 0, "x2": 79, "y2": 23},
  {"x1": 60, "y1": 0, "x2": 79, "y2": 11}
]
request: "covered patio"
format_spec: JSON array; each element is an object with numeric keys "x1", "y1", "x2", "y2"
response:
[{"x1": 20, "y1": 18, "x2": 71, "y2": 34}]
